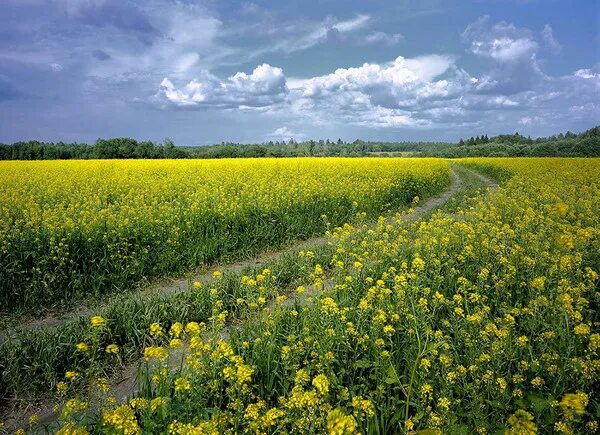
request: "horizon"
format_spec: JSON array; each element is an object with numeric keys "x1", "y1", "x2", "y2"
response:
[
  {"x1": 1, "y1": 0, "x2": 599, "y2": 144},
  {"x1": 4, "y1": 123, "x2": 596, "y2": 148}
]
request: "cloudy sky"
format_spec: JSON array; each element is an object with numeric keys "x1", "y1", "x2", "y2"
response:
[{"x1": 0, "y1": 0, "x2": 598, "y2": 144}]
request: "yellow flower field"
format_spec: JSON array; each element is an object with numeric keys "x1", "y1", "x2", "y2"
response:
[
  {"x1": 43, "y1": 158, "x2": 599, "y2": 434},
  {"x1": 0, "y1": 158, "x2": 450, "y2": 313}
]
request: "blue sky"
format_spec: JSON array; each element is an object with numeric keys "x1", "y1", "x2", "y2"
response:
[{"x1": 0, "y1": 0, "x2": 598, "y2": 144}]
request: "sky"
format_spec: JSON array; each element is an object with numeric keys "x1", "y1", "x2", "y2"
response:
[{"x1": 0, "y1": 0, "x2": 599, "y2": 145}]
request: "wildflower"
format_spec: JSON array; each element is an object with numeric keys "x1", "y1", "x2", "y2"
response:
[
  {"x1": 56, "y1": 381, "x2": 68, "y2": 394},
  {"x1": 102, "y1": 405, "x2": 140, "y2": 434},
  {"x1": 438, "y1": 397, "x2": 450, "y2": 410},
  {"x1": 143, "y1": 346, "x2": 169, "y2": 362},
  {"x1": 421, "y1": 384, "x2": 433, "y2": 397},
  {"x1": 560, "y1": 391, "x2": 588, "y2": 416},
  {"x1": 29, "y1": 414, "x2": 39, "y2": 425},
  {"x1": 505, "y1": 410, "x2": 537, "y2": 435},
  {"x1": 212, "y1": 270, "x2": 222, "y2": 279},
  {"x1": 531, "y1": 377, "x2": 545, "y2": 388},
  {"x1": 129, "y1": 398, "x2": 148, "y2": 410},
  {"x1": 61, "y1": 399, "x2": 88, "y2": 419},
  {"x1": 90, "y1": 315, "x2": 106, "y2": 327},
  {"x1": 174, "y1": 377, "x2": 191, "y2": 392},
  {"x1": 574, "y1": 323, "x2": 590, "y2": 335},
  {"x1": 185, "y1": 321, "x2": 201, "y2": 336},
  {"x1": 236, "y1": 364, "x2": 254, "y2": 384},
  {"x1": 294, "y1": 369, "x2": 310, "y2": 385},
  {"x1": 327, "y1": 408, "x2": 357, "y2": 435},
  {"x1": 170, "y1": 338, "x2": 182, "y2": 348},
  {"x1": 263, "y1": 408, "x2": 284, "y2": 428},
  {"x1": 149, "y1": 322, "x2": 163, "y2": 337},
  {"x1": 383, "y1": 325, "x2": 395, "y2": 335},
  {"x1": 193, "y1": 281, "x2": 202, "y2": 289},
  {"x1": 496, "y1": 377, "x2": 507, "y2": 392},
  {"x1": 411, "y1": 256, "x2": 425, "y2": 271},
  {"x1": 312, "y1": 374, "x2": 330, "y2": 395},
  {"x1": 97, "y1": 377, "x2": 110, "y2": 393},
  {"x1": 150, "y1": 397, "x2": 166, "y2": 412},
  {"x1": 516, "y1": 336, "x2": 528, "y2": 347},
  {"x1": 65, "y1": 371, "x2": 79, "y2": 381},
  {"x1": 530, "y1": 277, "x2": 545, "y2": 290},
  {"x1": 76, "y1": 342, "x2": 89, "y2": 352},
  {"x1": 352, "y1": 396, "x2": 375, "y2": 416},
  {"x1": 167, "y1": 323, "x2": 182, "y2": 339}
]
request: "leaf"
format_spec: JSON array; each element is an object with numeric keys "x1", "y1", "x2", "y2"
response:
[
  {"x1": 447, "y1": 424, "x2": 470, "y2": 435},
  {"x1": 384, "y1": 366, "x2": 399, "y2": 384},
  {"x1": 353, "y1": 359, "x2": 372, "y2": 369},
  {"x1": 527, "y1": 392, "x2": 550, "y2": 413}
]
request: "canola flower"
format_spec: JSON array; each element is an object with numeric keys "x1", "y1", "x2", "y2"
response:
[
  {"x1": 49, "y1": 158, "x2": 599, "y2": 434},
  {"x1": 90, "y1": 316, "x2": 106, "y2": 328},
  {"x1": 0, "y1": 157, "x2": 450, "y2": 313}
]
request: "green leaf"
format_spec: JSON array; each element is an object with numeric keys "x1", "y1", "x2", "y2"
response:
[
  {"x1": 384, "y1": 366, "x2": 399, "y2": 384},
  {"x1": 353, "y1": 359, "x2": 372, "y2": 369}
]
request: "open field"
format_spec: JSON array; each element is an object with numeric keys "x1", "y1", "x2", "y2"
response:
[
  {"x1": 1, "y1": 158, "x2": 598, "y2": 434},
  {"x1": 0, "y1": 158, "x2": 450, "y2": 315}
]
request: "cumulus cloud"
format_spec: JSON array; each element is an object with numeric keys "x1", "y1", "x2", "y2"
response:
[
  {"x1": 574, "y1": 68, "x2": 599, "y2": 80},
  {"x1": 541, "y1": 24, "x2": 562, "y2": 54},
  {"x1": 150, "y1": 15, "x2": 598, "y2": 133},
  {"x1": 294, "y1": 55, "x2": 461, "y2": 111},
  {"x1": 158, "y1": 64, "x2": 288, "y2": 108},
  {"x1": 267, "y1": 126, "x2": 305, "y2": 141},
  {"x1": 365, "y1": 31, "x2": 404, "y2": 46}
]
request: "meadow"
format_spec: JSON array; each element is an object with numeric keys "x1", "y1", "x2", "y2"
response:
[
  {"x1": 0, "y1": 158, "x2": 450, "y2": 314},
  {"x1": 1, "y1": 157, "x2": 598, "y2": 434}
]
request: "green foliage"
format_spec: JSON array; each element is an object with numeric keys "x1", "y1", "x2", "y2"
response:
[{"x1": 1, "y1": 126, "x2": 598, "y2": 160}]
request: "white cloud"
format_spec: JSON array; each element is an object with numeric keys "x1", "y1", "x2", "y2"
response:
[
  {"x1": 158, "y1": 63, "x2": 288, "y2": 108},
  {"x1": 245, "y1": 14, "x2": 370, "y2": 59},
  {"x1": 267, "y1": 126, "x2": 305, "y2": 141},
  {"x1": 365, "y1": 31, "x2": 404, "y2": 46},
  {"x1": 86, "y1": 2, "x2": 223, "y2": 83},
  {"x1": 150, "y1": 14, "x2": 599, "y2": 134},
  {"x1": 462, "y1": 17, "x2": 538, "y2": 63},
  {"x1": 574, "y1": 68, "x2": 599, "y2": 80},
  {"x1": 541, "y1": 24, "x2": 562, "y2": 54},
  {"x1": 297, "y1": 55, "x2": 454, "y2": 99}
]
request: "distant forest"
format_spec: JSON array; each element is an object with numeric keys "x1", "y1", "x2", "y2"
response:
[{"x1": 1, "y1": 125, "x2": 598, "y2": 160}]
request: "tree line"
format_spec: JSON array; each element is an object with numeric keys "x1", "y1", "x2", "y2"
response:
[{"x1": 0, "y1": 125, "x2": 598, "y2": 160}]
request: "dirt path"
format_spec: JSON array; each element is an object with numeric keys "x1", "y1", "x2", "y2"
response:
[
  {"x1": 1, "y1": 166, "x2": 469, "y2": 338},
  {"x1": 1, "y1": 164, "x2": 498, "y2": 433}
]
